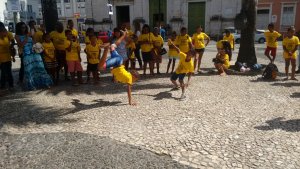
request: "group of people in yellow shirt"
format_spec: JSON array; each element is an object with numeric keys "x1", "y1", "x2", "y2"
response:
[
  {"x1": 264, "y1": 23, "x2": 299, "y2": 80},
  {"x1": 1, "y1": 18, "x2": 300, "y2": 103}
]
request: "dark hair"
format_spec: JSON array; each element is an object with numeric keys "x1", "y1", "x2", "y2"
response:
[
  {"x1": 67, "y1": 20, "x2": 73, "y2": 24},
  {"x1": 225, "y1": 29, "x2": 230, "y2": 34},
  {"x1": 268, "y1": 23, "x2": 274, "y2": 28},
  {"x1": 222, "y1": 40, "x2": 232, "y2": 55},
  {"x1": 171, "y1": 31, "x2": 177, "y2": 36},
  {"x1": 42, "y1": 32, "x2": 50, "y2": 40},
  {"x1": 15, "y1": 22, "x2": 28, "y2": 35},
  {"x1": 142, "y1": 24, "x2": 150, "y2": 30},
  {"x1": 287, "y1": 26, "x2": 295, "y2": 32},
  {"x1": 113, "y1": 27, "x2": 121, "y2": 33},
  {"x1": 28, "y1": 20, "x2": 36, "y2": 27},
  {"x1": 65, "y1": 29, "x2": 72, "y2": 35},
  {"x1": 0, "y1": 22, "x2": 4, "y2": 28},
  {"x1": 180, "y1": 27, "x2": 187, "y2": 32},
  {"x1": 86, "y1": 27, "x2": 94, "y2": 34},
  {"x1": 197, "y1": 25, "x2": 203, "y2": 29},
  {"x1": 0, "y1": 26, "x2": 7, "y2": 32}
]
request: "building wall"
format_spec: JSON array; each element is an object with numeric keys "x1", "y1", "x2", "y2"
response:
[
  {"x1": 85, "y1": 0, "x2": 242, "y2": 36},
  {"x1": 257, "y1": 0, "x2": 300, "y2": 33}
]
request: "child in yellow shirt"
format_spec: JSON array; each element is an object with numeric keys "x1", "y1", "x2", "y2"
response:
[
  {"x1": 85, "y1": 35, "x2": 101, "y2": 84},
  {"x1": 169, "y1": 39, "x2": 195, "y2": 100},
  {"x1": 152, "y1": 27, "x2": 164, "y2": 74},
  {"x1": 65, "y1": 29, "x2": 83, "y2": 86},
  {"x1": 42, "y1": 33, "x2": 57, "y2": 83},
  {"x1": 138, "y1": 24, "x2": 155, "y2": 75},
  {"x1": 98, "y1": 30, "x2": 139, "y2": 105},
  {"x1": 264, "y1": 23, "x2": 281, "y2": 63},
  {"x1": 50, "y1": 22, "x2": 68, "y2": 81},
  {"x1": 214, "y1": 40, "x2": 231, "y2": 76},
  {"x1": 192, "y1": 25, "x2": 210, "y2": 73},
  {"x1": 126, "y1": 37, "x2": 136, "y2": 70},
  {"x1": 167, "y1": 31, "x2": 179, "y2": 74},
  {"x1": 283, "y1": 26, "x2": 299, "y2": 80}
]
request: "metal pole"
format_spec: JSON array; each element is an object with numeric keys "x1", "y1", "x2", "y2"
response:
[
  {"x1": 108, "y1": 0, "x2": 112, "y2": 30},
  {"x1": 91, "y1": 0, "x2": 94, "y2": 29}
]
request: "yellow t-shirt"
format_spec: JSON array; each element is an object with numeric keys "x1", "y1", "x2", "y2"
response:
[
  {"x1": 86, "y1": 44, "x2": 100, "y2": 64},
  {"x1": 175, "y1": 52, "x2": 194, "y2": 74},
  {"x1": 223, "y1": 34, "x2": 235, "y2": 49},
  {"x1": 65, "y1": 40, "x2": 80, "y2": 61},
  {"x1": 42, "y1": 42, "x2": 56, "y2": 62},
  {"x1": 126, "y1": 42, "x2": 136, "y2": 59},
  {"x1": 152, "y1": 35, "x2": 164, "y2": 48},
  {"x1": 8, "y1": 32, "x2": 14, "y2": 41},
  {"x1": 176, "y1": 34, "x2": 192, "y2": 53},
  {"x1": 168, "y1": 40, "x2": 179, "y2": 57},
  {"x1": 192, "y1": 32, "x2": 209, "y2": 49},
  {"x1": 283, "y1": 36, "x2": 299, "y2": 58},
  {"x1": 216, "y1": 54, "x2": 230, "y2": 69},
  {"x1": 0, "y1": 36, "x2": 12, "y2": 63},
  {"x1": 34, "y1": 30, "x2": 44, "y2": 43},
  {"x1": 70, "y1": 28, "x2": 78, "y2": 38},
  {"x1": 50, "y1": 31, "x2": 67, "y2": 50},
  {"x1": 127, "y1": 30, "x2": 134, "y2": 37},
  {"x1": 111, "y1": 65, "x2": 133, "y2": 85},
  {"x1": 264, "y1": 31, "x2": 281, "y2": 48},
  {"x1": 138, "y1": 33, "x2": 154, "y2": 52}
]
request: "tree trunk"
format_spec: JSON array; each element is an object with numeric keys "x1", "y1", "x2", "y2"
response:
[
  {"x1": 236, "y1": 0, "x2": 257, "y2": 66},
  {"x1": 41, "y1": 0, "x2": 58, "y2": 33}
]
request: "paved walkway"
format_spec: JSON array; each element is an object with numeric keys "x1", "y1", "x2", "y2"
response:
[{"x1": 0, "y1": 43, "x2": 299, "y2": 169}]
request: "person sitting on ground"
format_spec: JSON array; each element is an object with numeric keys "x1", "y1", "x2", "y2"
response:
[
  {"x1": 214, "y1": 40, "x2": 231, "y2": 76},
  {"x1": 98, "y1": 30, "x2": 139, "y2": 106},
  {"x1": 168, "y1": 39, "x2": 195, "y2": 100},
  {"x1": 283, "y1": 26, "x2": 299, "y2": 80}
]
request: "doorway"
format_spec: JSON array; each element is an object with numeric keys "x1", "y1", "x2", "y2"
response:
[
  {"x1": 188, "y1": 2, "x2": 206, "y2": 35},
  {"x1": 116, "y1": 6, "x2": 130, "y2": 28}
]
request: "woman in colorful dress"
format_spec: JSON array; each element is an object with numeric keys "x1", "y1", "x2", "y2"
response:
[{"x1": 15, "y1": 22, "x2": 53, "y2": 90}]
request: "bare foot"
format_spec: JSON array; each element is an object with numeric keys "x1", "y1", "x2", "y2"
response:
[
  {"x1": 129, "y1": 101, "x2": 137, "y2": 106},
  {"x1": 290, "y1": 77, "x2": 298, "y2": 81},
  {"x1": 220, "y1": 72, "x2": 227, "y2": 76}
]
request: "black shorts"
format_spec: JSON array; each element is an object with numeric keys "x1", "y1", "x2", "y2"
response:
[
  {"x1": 142, "y1": 52, "x2": 153, "y2": 62},
  {"x1": 171, "y1": 73, "x2": 186, "y2": 81},
  {"x1": 55, "y1": 50, "x2": 67, "y2": 65},
  {"x1": 87, "y1": 63, "x2": 98, "y2": 72},
  {"x1": 195, "y1": 48, "x2": 205, "y2": 53}
]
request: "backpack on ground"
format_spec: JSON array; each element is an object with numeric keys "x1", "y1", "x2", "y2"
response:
[{"x1": 262, "y1": 63, "x2": 278, "y2": 80}]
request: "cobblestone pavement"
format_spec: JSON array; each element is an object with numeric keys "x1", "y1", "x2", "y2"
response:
[{"x1": 0, "y1": 43, "x2": 300, "y2": 169}]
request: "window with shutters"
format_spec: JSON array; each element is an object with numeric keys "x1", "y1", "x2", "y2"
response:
[{"x1": 280, "y1": 4, "x2": 296, "y2": 31}]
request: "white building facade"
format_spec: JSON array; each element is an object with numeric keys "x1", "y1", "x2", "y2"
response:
[{"x1": 85, "y1": 0, "x2": 242, "y2": 37}]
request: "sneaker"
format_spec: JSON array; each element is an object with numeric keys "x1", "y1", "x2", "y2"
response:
[{"x1": 296, "y1": 69, "x2": 300, "y2": 74}]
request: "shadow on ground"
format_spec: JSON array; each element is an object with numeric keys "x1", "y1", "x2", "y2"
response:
[
  {"x1": 0, "y1": 132, "x2": 193, "y2": 169},
  {"x1": 255, "y1": 117, "x2": 300, "y2": 132},
  {"x1": 0, "y1": 94, "x2": 122, "y2": 128},
  {"x1": 135, "y1": 89, "x2": 179, "y2": 101},
  {"x1": 290, "y1": 92, "x2": 300, "y2": 98}
]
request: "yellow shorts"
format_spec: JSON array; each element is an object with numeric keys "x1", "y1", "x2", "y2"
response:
[{"x1": 283, "y1": 52, "x2": 297, "y2": 60}]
